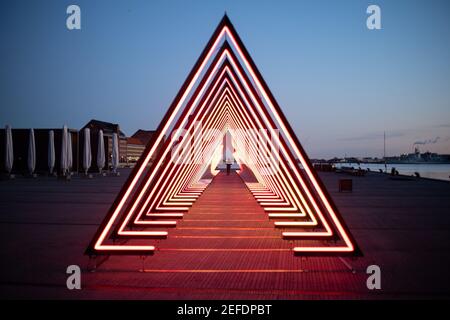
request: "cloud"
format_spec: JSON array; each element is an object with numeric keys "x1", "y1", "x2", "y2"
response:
[{"x1": 413, "y1": 136, "x2": 440, "y2": 145}]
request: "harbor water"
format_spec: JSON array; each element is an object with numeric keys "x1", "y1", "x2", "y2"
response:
[{"x1": 335, "y1": 163, "x2": 450, "y2": 181}]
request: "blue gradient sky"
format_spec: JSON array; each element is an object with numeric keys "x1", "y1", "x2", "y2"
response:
[{"x1": 1, "y1": 0, "x2": 449, "y2": 158}]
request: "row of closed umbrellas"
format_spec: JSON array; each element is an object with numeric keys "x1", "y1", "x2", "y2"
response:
[{"x1": 4, "y1": 125, "x2": 120, "y2": 177}]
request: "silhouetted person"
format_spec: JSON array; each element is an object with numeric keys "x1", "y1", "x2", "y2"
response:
[{"x1": 226, "y1": 159, "x2": 232, "y2": 175}]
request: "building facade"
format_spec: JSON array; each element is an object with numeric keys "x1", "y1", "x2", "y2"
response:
[
  {"x1": 82, "y1": 119, "x2": 128, "y2": 167},
  {"x1": 126, "y1": 130, "x2": 164, "y2": 163}
]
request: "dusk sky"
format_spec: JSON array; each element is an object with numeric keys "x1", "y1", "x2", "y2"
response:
[{"x1": 1, "y1": 0, "x2": 449, "y2": 158}]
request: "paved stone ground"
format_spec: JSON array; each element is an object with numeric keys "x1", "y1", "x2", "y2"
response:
[{"x1": 0, "y1": 169, "x2": 449, "y2": 299}]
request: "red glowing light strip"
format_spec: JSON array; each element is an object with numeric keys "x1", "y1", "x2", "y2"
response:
[
  {"x1": 217, "y1": 95, "x2": 298, "y2": 211},
  {"x1": 218, "y1": 78, "x2": 303, "y2": 210},
  {"x1": 160, "y1": 114, "x2": 229, "y2": 207},
  {"x1": 207, "y1": 50, "x2": 338, "y2": 235},
  {"x1": 134, "y1": 99, "x2": 230, "y2": 226},
  {"x1": 219, "y1": 68, "x2": 316, "y2": 217},
  {"x1": 227, "y1": 107, "x2": 300, "y2": 210},
  {"x1": 155, "y1": 91, "x2": 234, "y2": 209},
  {"x1": 115, "y1": 52, "x2": 233, "y2": 234},
  {"x1": 227, "y1": 67, "x2": 336, "y2": 234},
  {"x1": 89, "y1": 28, "x2": 230, "y2": 253},
  {"x1": 157, "y1": 74, "x2": 282, "y2": 208},
  {"x1": 223, "y1": 25, "x2": 357, "y2": 251},
  {"x1": 127, "y1": 53, "x2": 232, "y2": 221},
  {"x1": 153, "y1": 86, "x2": 292, "y2": 220},
  {"x1": 224, "y1": 72, "x2": 303, "y2": 211},
  {"x1": 220, "y1": 96, "x2": 314, "y2": 224},
  {"x1": 172, "y1": 50, "x2": 324, "y2": 231},
  {"x1": 125, "y1": 58, "x2": 324, "y2": 238},
  {"x1": 169, "y1": 70, "x2": 292, "y2": 205},
  {"x1": 145, "y1": 89, "x2": 231, "y2": 214},
  {"x1": 225, "y1": 51, "x2": 321, "y2": 215},
  {"x1": 162, "y1": 88, "x2": 286, "y2": 208},
  {"x1": 144, "y1": 70, "x2": 286, "y2": 214},
  {"x1": 136, "y1": 113, "x2": 229, "y2": 222}
]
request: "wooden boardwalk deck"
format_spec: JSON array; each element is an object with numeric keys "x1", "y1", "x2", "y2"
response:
[{"x1": 1, "y1": 169, "x2": 450, "y2": 299}]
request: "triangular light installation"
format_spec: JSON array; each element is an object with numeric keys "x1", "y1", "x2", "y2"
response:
[{"x1": 86, "y1": 15, "x2": 361, "y2": 257}]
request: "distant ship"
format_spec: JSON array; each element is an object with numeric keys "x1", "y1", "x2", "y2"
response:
[{"x1": 385, "y1": 147, "x2": 450, "y2": 164}]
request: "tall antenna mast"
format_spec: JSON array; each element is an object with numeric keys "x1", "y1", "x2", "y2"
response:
[{"x1": 384, "y1": 131, "x2": 387, "y2": 172}]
